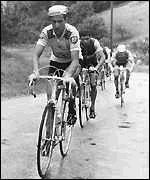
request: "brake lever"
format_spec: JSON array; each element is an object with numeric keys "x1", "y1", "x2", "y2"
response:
[{"x1": 28, "y1": 80, "x2": 36, "y2": 98}]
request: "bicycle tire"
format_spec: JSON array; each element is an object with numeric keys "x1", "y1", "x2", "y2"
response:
[
  {"x1": 37, "y1": 104, "x2": 56, "y2": 178},
  {"x1": 84, "y1": 83, "x2": 91, "y2": 121},
  {"x1": 59, "y1": 98, "x2": 72, "y2": 157},
  {"x1": 79, "y1": 83, "x2": 88, "y2": 128},
  {"x1": 120, "y1": 84, "x2": 124, "y2": 107}
]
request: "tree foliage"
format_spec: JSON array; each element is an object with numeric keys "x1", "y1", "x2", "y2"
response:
[
  {"x1": 68, "y1": 1, "x2": 94, "y2": 25},
  {"x1": 77, "y1": 15, "x2": 108, "y2": 39},
  {"x1": 1, "y1": 1, "x2": 128, "y2": 45}
]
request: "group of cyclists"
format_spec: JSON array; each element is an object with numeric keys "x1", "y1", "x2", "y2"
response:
[{"x1": 29, "y1": 4, "x2": 135, "y2": 127}]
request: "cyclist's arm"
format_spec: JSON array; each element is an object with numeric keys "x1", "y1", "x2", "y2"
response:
[
  {"x1": 63, "y1": 28, "x2": 81, "y2": 78},
  {"x1": 63, "y1": 50, "x2": 79, "y2": 78},
  {"x1": 127, "y1": 50, "x2": 135, "y2": 65},
  {"x1": 93, "y1": 39, "x2": 105, "y2": 70},
  {"x1": 33, "y1": 44, "x2": 45, "y2": 74},
  {"x1": 95, "y1": 50, "x2": 105, "y2": 71},
  {"x1": 32, "y1": 28, "x2": 48, "y2": 75}
]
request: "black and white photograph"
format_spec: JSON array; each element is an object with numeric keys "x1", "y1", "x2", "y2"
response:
[{"x1": 1, "y1": 1, "x2": 149, "y2": 179}]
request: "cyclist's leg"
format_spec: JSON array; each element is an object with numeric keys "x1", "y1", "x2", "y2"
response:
[
  {"x1": 113, "y1": 66, "x2": 120, "y2": 98},
  {"x1": 45, "y1": 62, "x2": 58, "y2": 139},
  {"x1": 67, "y1": 66, "x2": 82, "y2": 125},
  {"x1": 60, "y1": 62, "x2": 79, "y2": 126},
  {"x1": 89, "y1": 71, "x2": 97, "y2": 118},
  {"x1": 125, "y1": 62, "x2": 132, "y2": 88}
]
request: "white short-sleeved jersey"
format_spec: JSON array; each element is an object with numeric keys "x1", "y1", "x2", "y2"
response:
[{"x1": 37, "y1": 23, "x2": 82, "y2": 63}]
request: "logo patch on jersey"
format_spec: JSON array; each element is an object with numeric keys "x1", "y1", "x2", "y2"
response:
[
  {"x1": 39, "y1": 32, "x2": 46, "y2": 39},
  {"x1": 70, "y1": 36, "x2": 78, "y2": 44}
]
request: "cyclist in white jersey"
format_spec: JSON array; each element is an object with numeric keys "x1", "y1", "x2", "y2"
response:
[{"x1": 29, "y1": 5, "x2": 82, "y2": 126}]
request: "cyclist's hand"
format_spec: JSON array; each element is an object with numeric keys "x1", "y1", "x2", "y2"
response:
[
  {"x1": 28, "y1": 71, "x2": 39, "y2": 86},
  {"x1": 89, "y1": 66, "x2": 96, "y2": 72},
  {"x1": 63, "y1": 75, "x2": 76, "y2": 86}
]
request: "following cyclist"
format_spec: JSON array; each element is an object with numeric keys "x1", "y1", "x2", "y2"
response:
[
  {"x1": 79, "y1": 30, "x2": 105, "y2": 118},
  {"x1": 103, "y1": 46, "x2": 112, "y2": 77},
  {"x1": 111, "y1": 44, "x2": 135, "y2": 98},
  {"x1": 28, "y1": 5, "x2": 82, "y2": 129}
]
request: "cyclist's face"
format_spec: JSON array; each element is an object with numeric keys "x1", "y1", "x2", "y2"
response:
[
  {"x1": 50, "y1": 15, "x2": 65, "y2": 32},
  {"x1": 81, "y1": 35, "x2": 90, "y2": 43}
]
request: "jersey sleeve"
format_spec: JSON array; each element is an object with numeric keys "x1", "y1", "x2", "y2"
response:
[
  {"x1": 111, "y1": 51, "x2": 117, "y2": 62},
  {"x1": 69, "y1": 28, "x2": 80, "y2": 52},
  {"x1": 93, "y1": 39, "x2": 103, "y2": 53},
  {"x1": 127, "y1": 50, "x2": 134, "y2": 62},
  {"x1": 36, "y1": 28, "x2": 48, "y2": 47}
]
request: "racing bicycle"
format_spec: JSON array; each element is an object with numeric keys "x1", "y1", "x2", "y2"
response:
[
  {"x1": 78, "y1": 67, "x2": 98, "y2": 128},
  {"x1": 78, "y1": 67, "x2": 91, "y2": 128},
  {"x1": 28, "y1": 66, "x2": 77, "y2": 178}
]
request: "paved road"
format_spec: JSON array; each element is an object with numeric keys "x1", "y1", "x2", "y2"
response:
[{"x1": 1, "y1": 72, "x2": 149, "y2": 179}]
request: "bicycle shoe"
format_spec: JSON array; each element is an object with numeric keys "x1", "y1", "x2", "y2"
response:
[
  {"x1": 115, "y1": 91, "x2": 120, "y2": 98},
  {"x1": 89, "y1": 109, "x2": 96, "y2": 119},
  {"x1": 67, "y1": 113, "x2": 77, "y2": 126}
]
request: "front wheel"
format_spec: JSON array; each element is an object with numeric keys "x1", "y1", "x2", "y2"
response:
[
  {"x1": 37, "y1": 104, "x2": 56, "y2": 178},
  {"x1": 79, "y1": 83, "x2": 89, "y2": 128},
  {"x1": 59, "y1": 99, "x2": 73, "y2": 157},
  {"x1": 84, "y1": 84, "x2": 91, "y2": 121}
]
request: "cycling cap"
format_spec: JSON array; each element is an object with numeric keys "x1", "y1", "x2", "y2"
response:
[
  {"x1": 48, "y1": 5, "x2": 68, "y2": 16},
  {"x1": 117, "y1": 44, "x2": 126, "y2": 52}
]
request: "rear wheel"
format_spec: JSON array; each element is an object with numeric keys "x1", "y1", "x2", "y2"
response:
[{"x1": 37, "y1": 104, "x2": 56, "y2": 178}]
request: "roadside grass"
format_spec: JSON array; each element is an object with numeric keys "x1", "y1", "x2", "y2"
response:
[{"x1": 1, "y1": 46, "x2": 49, "y2": 99}]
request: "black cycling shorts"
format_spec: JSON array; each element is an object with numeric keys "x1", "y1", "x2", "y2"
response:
[
  {"x1": 48, "y1": 60, "x2": 80, "y2": 87},
  {"x1": 48, "y1": 61, "x2": 71, "y2": 76}
]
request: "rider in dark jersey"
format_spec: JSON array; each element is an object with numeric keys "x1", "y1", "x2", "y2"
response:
[{"x1": 79, "y1": 30, "x2": 105, "y2": 118}]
